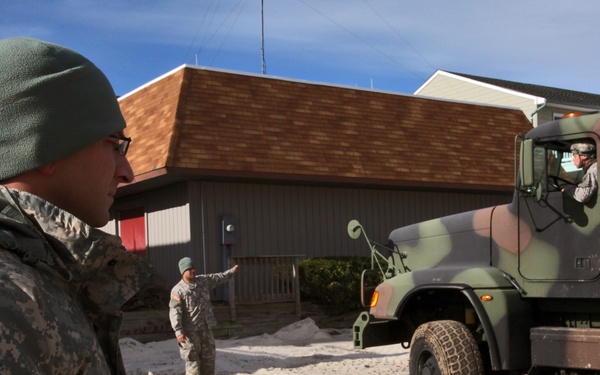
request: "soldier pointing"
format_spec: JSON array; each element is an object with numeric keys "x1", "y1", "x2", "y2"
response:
[{"x1": 169, "y1": 257, "x2": 239, "y2": 375}]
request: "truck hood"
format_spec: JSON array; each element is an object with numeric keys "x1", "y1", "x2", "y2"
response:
[
  {"x1": 388, "y1": 203, "x2": 523, "y2": 270},
  {"x1": 390, "y1": 206, "x2": 495, "y2": 243}
]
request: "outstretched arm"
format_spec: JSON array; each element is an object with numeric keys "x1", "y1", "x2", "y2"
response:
[{"x1": 207, "y1": 265, "x2": 239, "y2": 288}]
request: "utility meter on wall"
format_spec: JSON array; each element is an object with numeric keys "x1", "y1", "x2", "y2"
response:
[{"x1": 221, "y1": 215, "x2": 236, "y2": 245}]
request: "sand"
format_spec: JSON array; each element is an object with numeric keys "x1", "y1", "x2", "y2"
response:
[{"x1": 121, "y1": 317, "x2": 410, "y2": 374}]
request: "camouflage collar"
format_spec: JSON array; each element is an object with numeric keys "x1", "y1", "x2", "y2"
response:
[{"x1": 0, "y1": 186, "x2": 123, "y2": 282}]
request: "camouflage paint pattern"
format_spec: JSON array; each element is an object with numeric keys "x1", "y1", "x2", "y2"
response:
[
  {"x1": 354, "y1": 113, "x2": 600, "y2": 371},
  {"x1": 0, "y1": 186, "x2": 153, "y2": 374}
]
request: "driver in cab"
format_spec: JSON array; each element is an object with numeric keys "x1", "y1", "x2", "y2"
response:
[{"x1": 562, "y1": 141, "x2": 597, "y2": 203}]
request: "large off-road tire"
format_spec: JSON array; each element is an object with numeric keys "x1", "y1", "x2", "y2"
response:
[{"x1": 409, "y1": 320, "x2": 484, "y2": 375}]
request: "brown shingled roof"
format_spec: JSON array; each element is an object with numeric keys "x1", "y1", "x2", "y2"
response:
[{"x1": 118, "y1": 66, "x2": 532, "y2": 193}]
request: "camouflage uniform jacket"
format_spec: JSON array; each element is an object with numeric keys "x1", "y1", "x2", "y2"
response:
[
  {"x1": 169, "y1": 267, "x2": 236, "y2": 336},
  {"x1": 0, "y1": 186, "x2": 152, "y2": 374},
  {"x1": 564, "y1": 162, "x2": 598, "y2": 203}
]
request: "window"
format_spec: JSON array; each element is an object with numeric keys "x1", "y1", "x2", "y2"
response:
[{"x1": 532, "y1": 140, "x2": 589, "y2": 193}]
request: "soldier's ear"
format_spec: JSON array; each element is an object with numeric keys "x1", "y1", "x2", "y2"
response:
[{"x1": 38, "y1": 163, "x2": 58, "y2": 176}]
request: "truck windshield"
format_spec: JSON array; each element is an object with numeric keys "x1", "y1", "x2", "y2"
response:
[{"x1": 532, "y1": 144, "x2": 585, "y2": 192}]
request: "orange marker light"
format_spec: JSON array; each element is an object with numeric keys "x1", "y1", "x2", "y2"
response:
[
  {"x1": 481, "y1": 294, "x2": 493, "y2": 302},
  {"x1": 370, "y1": 291, "x2": 380, "y2": 307}
]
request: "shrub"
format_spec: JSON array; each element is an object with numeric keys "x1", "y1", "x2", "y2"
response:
[{"x1": 299, "y1": 256, "x2": 380, "y2": 315}]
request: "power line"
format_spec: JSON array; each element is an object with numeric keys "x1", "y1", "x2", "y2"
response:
[
  {"x1": 182, "y1": 0, "x2": 217, "y2": 64},
  {"x1": 183, "y1": 0, "x2": 248, "y2": 66},
  {"x1": 208, "y1": 0, "x2": 249, "y2": 67},
  {"x1": 297, "y1": 0, "x2": 428, "y2": 81},
  {"x1": 361, "y1": 0, "x2": 435, "y2": 71}
]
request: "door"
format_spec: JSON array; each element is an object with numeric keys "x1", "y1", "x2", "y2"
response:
[
  {"x1": 518, "y1": 137, "x2": 600, "y2": 282},
  {"x1": 119, "y1": 206, "x2": 147, "y2": 258}
]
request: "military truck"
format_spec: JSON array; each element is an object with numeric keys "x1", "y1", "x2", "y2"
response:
[{"x1": 350, "y1": 113, "x2": 600, "y2": 374}]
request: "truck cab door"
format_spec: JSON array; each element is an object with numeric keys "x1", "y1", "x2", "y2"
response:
[{"x1": 518, "y1": 139, "x2": 600, "y2": 283}]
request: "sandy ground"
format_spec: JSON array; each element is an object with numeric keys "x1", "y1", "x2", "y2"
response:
[{"x1": 121, "y1": 317, "x2": 410, "y2": 375}]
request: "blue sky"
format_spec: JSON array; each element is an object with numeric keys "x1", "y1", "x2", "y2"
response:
[{"x1": 3, "y1": 0, "x2": 600, "y2": 97}]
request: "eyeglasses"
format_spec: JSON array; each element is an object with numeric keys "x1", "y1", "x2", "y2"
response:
[{"x1": 109, "y1": 134, "x2": 132, "y2": 156}]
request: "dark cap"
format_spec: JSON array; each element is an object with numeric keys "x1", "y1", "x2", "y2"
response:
[{"x1": 0, "y1": 37, "x2": 126, "y2": 180}]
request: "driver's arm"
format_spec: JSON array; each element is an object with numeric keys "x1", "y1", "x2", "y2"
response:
[{"x1": 563, "y1": 167, "x2": 598, "y2": 203}]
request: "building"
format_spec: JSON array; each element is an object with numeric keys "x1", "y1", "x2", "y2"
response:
[
  {"x1": 106, "y1": 65, "x2": 532, "y2": 298},
  {"x1": 415, "y1": 70, "x2": 600, "y2": 127}
]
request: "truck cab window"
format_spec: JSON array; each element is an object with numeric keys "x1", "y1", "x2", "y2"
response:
[{"x1": 534, "y1": 143, "x2": 586, "y2": 193}]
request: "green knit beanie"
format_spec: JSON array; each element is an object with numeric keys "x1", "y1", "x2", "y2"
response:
[
  {"x1": 0, "y1": 37, "x2": 126, "y2": 180},
  {"x1": 178, "y1": 257, "x2": 195, "y2": 275}
]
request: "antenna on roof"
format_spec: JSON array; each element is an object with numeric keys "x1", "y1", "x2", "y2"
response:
[{"x1": 261, "y1": 0, "x2": 267, "y2": 74}]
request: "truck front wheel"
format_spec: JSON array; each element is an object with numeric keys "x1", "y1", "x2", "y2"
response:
[{"x1": 409, "y1": 320, "x2": 484, "y2": 375}]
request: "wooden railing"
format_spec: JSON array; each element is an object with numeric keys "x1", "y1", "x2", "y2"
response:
[{"x1": 228, "y1": 255, "x2": 303, "y2": 321}]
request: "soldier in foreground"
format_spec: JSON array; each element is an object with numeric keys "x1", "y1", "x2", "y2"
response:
[
  {"x1": 169, "y1": 257, "x2": 239, "y2": 375},
  {"x1": 0, "y1": 37, "x2": 151, "y2": 373}
]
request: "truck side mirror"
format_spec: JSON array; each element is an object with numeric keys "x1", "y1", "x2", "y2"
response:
[
  {"x1": 520, "y1": 139, "x2": 534, "y2": 188},
  {"x1": 347, "y1": 219, "x2": 363, "y2": 239},
  {"x1": 519, "y1": 139, "x2": 544, "y2": 201}
]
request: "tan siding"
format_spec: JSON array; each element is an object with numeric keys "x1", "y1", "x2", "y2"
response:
[
  {"x1": 420, "y1": 75, "x2": 535, "y2": 109},
  {"x1": 99, "y1": 219, "x2": 117, "y2": 235},
  {"x1": 145, "y1": 183, "x2": 193, "y2": 286},
  {"x1": 108, "y1": 181, "x2": 511, "y2": 290},
  {"x1": 537, "y1": 105, "x2": 593, "y2": 124},
  {"x1": 137, "y1": 180, "x2": 513, "y2": 292},
  {"x1": 199, "y1": 181, "x2": 510, "y2": 259},
  {"x1": 417, "y1": 74, "x2": 538, "y2": 123}
]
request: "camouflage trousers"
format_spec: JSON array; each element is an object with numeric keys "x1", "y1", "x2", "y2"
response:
[{"x1": 178, "y1": 327, "x2": 216, "y2": 375}]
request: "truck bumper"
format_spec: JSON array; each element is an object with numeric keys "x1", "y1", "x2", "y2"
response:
[
  {"x1": 353, "y1": 311, "x2": 403, "y2": 349},
  {"x1": 531, "y1": 327, "x2": 600, "y2": 370}
]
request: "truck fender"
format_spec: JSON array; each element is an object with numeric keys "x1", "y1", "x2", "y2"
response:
[
  {"x1": 394, "y1": 285, "x2": 532, "y2": 371},
  {"x1": 372, "y1": 267, "x2": 514, "y2": 319}
]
